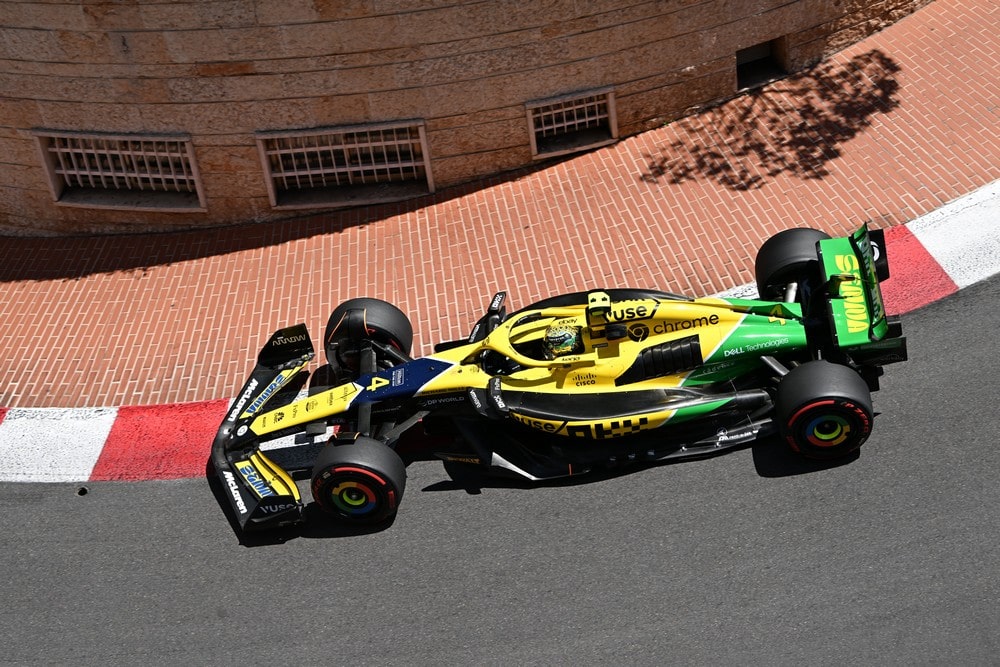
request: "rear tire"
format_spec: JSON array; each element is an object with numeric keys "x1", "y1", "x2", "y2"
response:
[
  {"x1": 324, "y1": 298, "x2": 413, "y2": 372},
  {"x1": 310, "y1": 437, "x2": 407, "y2": 524},
  {"x1": 755, "y1": 228, "x2": 830, "y2": 301},
  {"x1": 776, "y1": 361, "x2": 874, "y2": 460}
]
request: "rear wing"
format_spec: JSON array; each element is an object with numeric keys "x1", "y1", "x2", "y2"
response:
[{"x1": 817, "y1": 223, "x2": 891, "y2": 347}]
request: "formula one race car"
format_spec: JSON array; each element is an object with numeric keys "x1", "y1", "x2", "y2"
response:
[{"x1": 211, "y1": 223, "x2": 906, "y2": 532}]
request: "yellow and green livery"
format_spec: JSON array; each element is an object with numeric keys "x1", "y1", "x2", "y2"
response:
[{"x1": 212, "y1": 223, "x2": 907, "y2": 532}]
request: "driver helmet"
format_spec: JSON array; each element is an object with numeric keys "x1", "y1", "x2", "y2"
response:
[{"x1": 544, "y1": 321, "x2": 583, "y2": 358}]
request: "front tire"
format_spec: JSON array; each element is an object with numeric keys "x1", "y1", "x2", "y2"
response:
[
  {"x1": 310, "y1": 437, "x2": 407, "y2": 524},
  {"x1": 776, "y1": 361, "x2": 874, "y2": 460},
  {"x1": 324, "y1": 298, "x2": 413, "y2": 372}
]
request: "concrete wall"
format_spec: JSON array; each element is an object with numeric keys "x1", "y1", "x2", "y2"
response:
[{"x1": 0, "y1": 0, "x2": 931, "y2": 236}]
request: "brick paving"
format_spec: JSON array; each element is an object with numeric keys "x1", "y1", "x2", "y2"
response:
[{"x1": 1, "y1": 0, "x2": 997, "y2": 410}]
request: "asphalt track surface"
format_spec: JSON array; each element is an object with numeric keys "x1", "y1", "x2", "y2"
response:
[{"x1": 3, "y1": 273, "x2": 998, "y2": 665}]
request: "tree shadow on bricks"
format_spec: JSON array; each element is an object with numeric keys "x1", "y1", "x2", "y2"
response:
[{"x1": 639, "y1": 49, "x2": 902, "y2": 191}]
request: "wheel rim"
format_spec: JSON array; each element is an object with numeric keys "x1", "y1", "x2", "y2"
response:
[
  {"x1": 321, "y1": 466, "x2": 397, "y2": 519},
  {"x1": 787, "y1": 399, "x2": 870, "y2": 453},
  {"x1": 331, "y1": 481, "x2": 377, "y2": 515},
  {"x1": 804, "y1": 413, "x2": 852, "y2": 448}
]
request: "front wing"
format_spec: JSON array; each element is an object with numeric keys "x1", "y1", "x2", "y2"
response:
[{"x1": 211, "y1": 324, "x2": 315, "y2": 531}]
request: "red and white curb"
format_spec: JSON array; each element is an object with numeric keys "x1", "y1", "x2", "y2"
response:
[{"x1": 2, "y1": 181, "x2": 998, "y2": 483}]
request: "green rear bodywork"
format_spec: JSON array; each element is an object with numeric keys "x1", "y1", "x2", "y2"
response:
[
  {"x1": 688, "y1": 300, "x2": 807, "y2": 386},
  {"x1": 679, "y1": 224, "x2": 893, "y2": 395},
  {"x1": 819, "y1": 224, "x2": 890, "y2": 346}
]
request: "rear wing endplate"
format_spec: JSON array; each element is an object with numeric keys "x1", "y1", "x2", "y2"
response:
[{"x1": 817, "y1": 224, "x2": 891, "y2": 347}]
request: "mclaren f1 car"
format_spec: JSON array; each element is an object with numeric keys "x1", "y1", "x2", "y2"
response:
[{"x1": 211, "y1": 223, "x2": 907, "y2": 532}]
